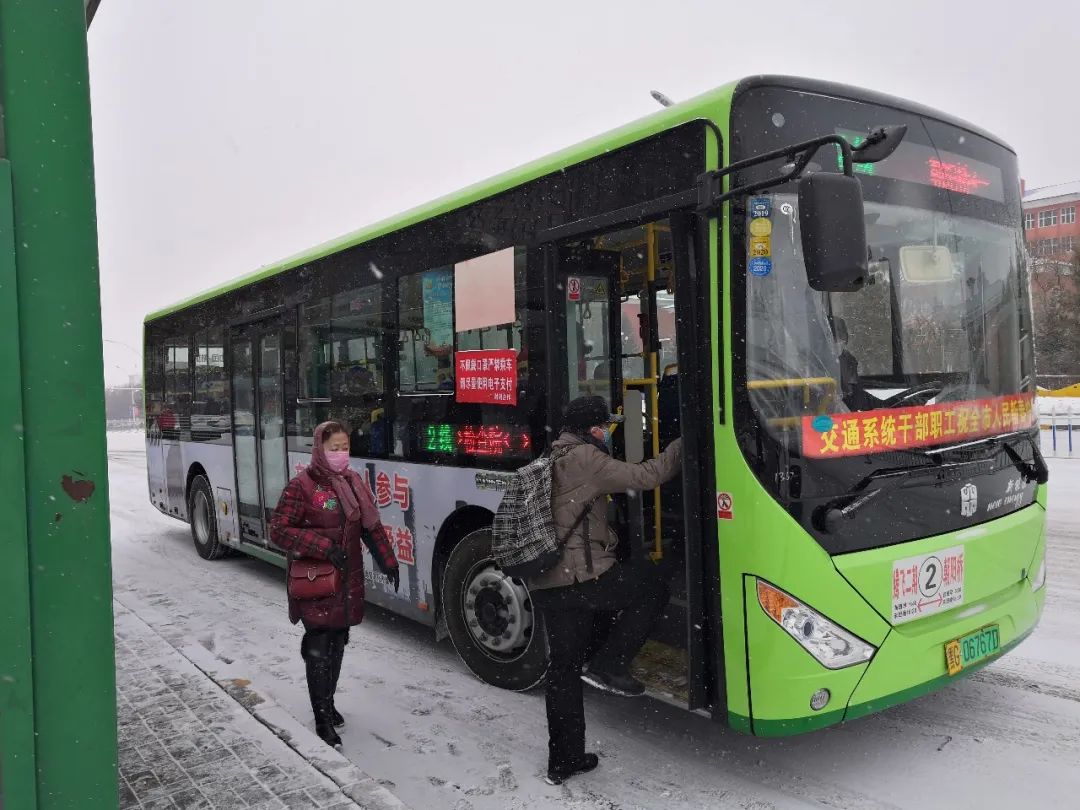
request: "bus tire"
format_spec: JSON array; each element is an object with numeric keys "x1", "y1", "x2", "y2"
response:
[
  {"x1": 188, "y1": 475, "x2": 227, "y2": 560},
  {"x1": 441, "y1": 527, "x2": 548, "y2": 691}
]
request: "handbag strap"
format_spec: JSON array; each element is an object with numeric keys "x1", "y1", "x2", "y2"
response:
[
  {"x1": 551, "y1": 444, "x2": 595, "y2": 546},
  {"x1": 559, "y1": 495, "x2": 597, "y2": 547},
  {"x1": 551, "y1": 441, "x2": 600, "y2": 571}
]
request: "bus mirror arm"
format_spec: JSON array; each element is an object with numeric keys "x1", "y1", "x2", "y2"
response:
[
  {"x1": 695, "y1": 132, "x2": 858, "y2": 215},
  {"x1": 850, "y1": 125, "x2": 908, "y2": 164}
]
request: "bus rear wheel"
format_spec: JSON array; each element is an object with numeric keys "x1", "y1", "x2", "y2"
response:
[
  {"x1": 441, "y1": 527, "x2": 547, "y2": 691},
  {"x1": 188, "y1": 475, "x2": 228, "y2": 560}
]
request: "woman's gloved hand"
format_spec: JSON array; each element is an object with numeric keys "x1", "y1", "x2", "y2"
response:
[{"x1": 326, "y1": 548, "x2": 347, "y2": 570}]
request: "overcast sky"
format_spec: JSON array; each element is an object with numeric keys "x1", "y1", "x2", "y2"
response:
[{"x1": 88, "y1": 0, "x2": 1078, "y2": 386}]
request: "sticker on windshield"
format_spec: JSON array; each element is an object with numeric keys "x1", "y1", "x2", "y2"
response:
[
  {"x1": 892, "y1": 546, "x2": 964, "y2": 624},
  {"x1": 749, "y1": 217, "x2": 772, "y2": 237},
  {"x1": 748, "y1": 257, "x2": 772, "y2": 277},
  {"x1": 750, "y1": 197, "x2": 772, "y2": 218},
  {"x1": 750, "y1": 236, "x2": 771, "y2": 257},
  {"x1": 801, "y1": 392, "x2": 1036, "y2": 459}
]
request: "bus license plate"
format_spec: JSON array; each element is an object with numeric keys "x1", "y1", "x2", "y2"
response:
[{"x1": 945, "y1": 624, "x2": 1000, "y2": 676}]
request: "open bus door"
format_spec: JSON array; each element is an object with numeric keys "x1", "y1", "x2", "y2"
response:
[{"x1": 543, "y1": 213, "x2": 722, "y2": 714}]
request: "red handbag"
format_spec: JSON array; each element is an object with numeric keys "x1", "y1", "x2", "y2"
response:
[{"x1": 287, "y1": 558, "x2": 341, "y2": 601}]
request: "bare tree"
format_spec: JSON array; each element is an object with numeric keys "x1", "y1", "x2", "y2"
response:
[{"x1": 1031, "y1": 250, "x2": 1080, "y2": 382}]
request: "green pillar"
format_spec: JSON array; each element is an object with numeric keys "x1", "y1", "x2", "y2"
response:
[{"x1": 0, "y1": 2, "x2": 118, "y2": 809}]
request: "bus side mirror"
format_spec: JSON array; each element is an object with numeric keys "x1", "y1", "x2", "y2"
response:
[{"x1": 798, "y1": 173, "x2": 868, "y2": 292}]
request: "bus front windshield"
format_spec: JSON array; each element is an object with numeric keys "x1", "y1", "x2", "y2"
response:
[{"x1": 746, "y1": 195, "x2": 1033, "y2": 449}]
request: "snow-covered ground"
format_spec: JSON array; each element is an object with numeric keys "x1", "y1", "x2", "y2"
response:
[{"x1": 107, "y1": 431, "x2": 1080, "y2": 810}]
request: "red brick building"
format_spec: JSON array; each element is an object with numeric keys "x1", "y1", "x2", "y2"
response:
[{"x1": 1023, "y1": 181, "x2": 1080, "y2": 261}]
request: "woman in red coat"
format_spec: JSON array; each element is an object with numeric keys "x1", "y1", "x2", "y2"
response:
[{"x1": 269, "y1": 420, "x2": 399, "y2": 748}]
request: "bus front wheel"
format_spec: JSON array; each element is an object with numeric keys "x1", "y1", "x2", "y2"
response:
[
  {"x1": 441, "y1": 527, "x2": 547, "y2": 691},
  {"x1": 188, "y1": 475, "x2": 228, "y2": 560}
]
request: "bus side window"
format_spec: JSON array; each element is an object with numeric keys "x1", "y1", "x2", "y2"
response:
[
  {"x1": 145, "y1": 339, "x2": 165, "y2": 431},
  {"x1": 192, "y1": 328, "x2": 228, "y2": 439},
  {"x1": 294, "y1": 283, "x2": 390, "y2": 458},
  {"x1": 398, "y1": 268, "x2": 454, "y2": 394},
  {"x1": 298, "y1": 297, "x2": 332, "y2": 402},
  {"x1": 163, "y1": 338, "x2": 191, "y2": 435}
]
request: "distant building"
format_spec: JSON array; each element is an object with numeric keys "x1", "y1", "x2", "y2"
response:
[{"x1": 1023, "y1": 181, "x2": 1080, "y2": 264}]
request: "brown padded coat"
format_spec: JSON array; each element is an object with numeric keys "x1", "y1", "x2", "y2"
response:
[{"x1": 528, "y1": 433, "x2": 683, "y2": 591}]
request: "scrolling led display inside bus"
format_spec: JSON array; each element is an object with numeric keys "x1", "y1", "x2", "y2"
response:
[{"x1": 837, "y1": 130, "x2": 1005, "y2": 202}]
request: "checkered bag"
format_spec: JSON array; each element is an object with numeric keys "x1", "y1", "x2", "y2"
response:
[{"x1": 492, "y1": 448, "x2": 592, "y2": 579}]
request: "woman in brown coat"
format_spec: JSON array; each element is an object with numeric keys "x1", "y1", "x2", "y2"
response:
[
  {"x1": 269, "y1": 421, "x2": 399, "y2": 749},
  {"x1": 529, "y1": 396, "x2": 682, "y2": 784}
]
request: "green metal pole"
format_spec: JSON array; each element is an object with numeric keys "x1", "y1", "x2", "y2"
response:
[{"x1": 0, "y1": 2, "x2": 118, "y2": 808}]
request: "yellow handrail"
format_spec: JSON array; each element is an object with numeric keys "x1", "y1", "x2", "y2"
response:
[{"x1": 748, "y1": 377, "x2": 837, "y2": 409}]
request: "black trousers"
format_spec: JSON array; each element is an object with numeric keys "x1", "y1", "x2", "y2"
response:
[
  {"x1": 532, "y1": 559, "x2": 669, "y2": 770},
  {"x1": 300, "y1": 624, "x2": 349, "y2": 720},
  {"x1": 300, "y1": 623, "x2": 349, "y2": 662}
]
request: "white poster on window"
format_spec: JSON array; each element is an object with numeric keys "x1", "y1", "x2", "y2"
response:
[{"x1": 455, "y1": 247, "x2": 516, "y2": 333}]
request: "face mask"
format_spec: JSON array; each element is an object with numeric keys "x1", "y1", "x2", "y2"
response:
[{"x1": 325, "y1": 450, "x2": 350, "y2": 472}]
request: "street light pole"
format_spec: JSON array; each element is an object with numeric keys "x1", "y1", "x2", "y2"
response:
[{"x1": 0, "y1": 2, "x2": 117, "y2": 808}]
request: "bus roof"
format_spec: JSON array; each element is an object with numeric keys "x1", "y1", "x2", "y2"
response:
[{"x1": 144, "y1": 75, "x2": 1011, "y2": 323}]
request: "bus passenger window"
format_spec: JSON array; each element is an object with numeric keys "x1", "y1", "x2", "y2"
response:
[
  {"x1": 331, "y1": 285, "x2": 383, "y2": 398},
  {"x1": 298, "y1": 297, "x2": 332, "y2": 401},
  {"x1": 163, "y1": 339, "x2": 191, "y2": 435},
  {"x1": 398, "y1": 268, "x2": 454, "y2": 393},
  {"x1": 294, "y1": 283, "x2": 389, "y2": 457}
]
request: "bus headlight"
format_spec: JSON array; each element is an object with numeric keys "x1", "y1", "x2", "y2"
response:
[
  {"x1": 756, "y1": 579, "x2": 876, "y2": 669},
  {"x1": 1030, "y1": 558, "x2": 1046, "y2": 592}
]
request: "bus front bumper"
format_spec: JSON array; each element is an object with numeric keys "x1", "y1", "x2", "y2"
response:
[
  {"x1": 843, "y1": 576, "x2": 1045, "y2": 723},
  {"x1": 738, "y1": 552, "x2": 1045, "y2": 737}
]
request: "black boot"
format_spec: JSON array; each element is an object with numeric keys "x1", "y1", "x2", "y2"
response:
[
  {"x1": 302, "y1": 630, "x2": 342, "y2": 749},
  {"x1": 546, "y1": 753, "x2": 599, "y2": 785},
  {"x1": 329, "y1": 630, "x2": 346, "y2": 728}
]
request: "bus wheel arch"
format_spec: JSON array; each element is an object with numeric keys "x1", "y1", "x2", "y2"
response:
[
  {"x1": 185, "y1": 463, "x2": 207, "y2": 504},
  {"x1": 186, "y1": 471, "x2": 228, "y2": 561},
  {"x1": 432, "y1": 505, "x2": 495, "y2": 631},
  {"x1": 439, "y1": 521, "x2": 548, "y2": 692}
]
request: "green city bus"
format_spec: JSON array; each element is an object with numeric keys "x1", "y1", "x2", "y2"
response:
[{"x1": 143, "y1": 75, "x2": 1048, "y2": 735}]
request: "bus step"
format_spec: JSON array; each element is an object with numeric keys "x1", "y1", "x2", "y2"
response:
[{"x1": 630, "y1": 640, "x2": 689, "y2": 705}]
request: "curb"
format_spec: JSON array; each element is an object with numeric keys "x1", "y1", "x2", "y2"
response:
[{"x1": 179, "y1": 641, "x2": 411, "y2": 810}]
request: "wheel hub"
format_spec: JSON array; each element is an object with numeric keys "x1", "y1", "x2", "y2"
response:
[{"x1": 463, "y1": 563, "x2": 532, "y2": 656}]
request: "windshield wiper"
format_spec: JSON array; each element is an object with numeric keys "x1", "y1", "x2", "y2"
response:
[
  {"x1": 924, "y1": 430, "x2": 1049, "y2": 485},
  {"x1": 1002, "y1": 434, "x2": 1049, "y2": 485},
  {"x1": 821, "y1": 431, "x2": 1048, "y2": 532},
  {"x1": 821, "y1": 488, "x2": 883, "y2": 532},
  {"x1": 819, "y1": 463, "x2": 952, "y2": 532}
]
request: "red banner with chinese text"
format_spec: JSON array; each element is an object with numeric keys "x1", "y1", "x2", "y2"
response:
[
  {"x1": 801, "y1": 392, "x2": 1036, "y2": 459},
  {"x1": 455, "y1": 349, "x2": 518, "y2": 405}
]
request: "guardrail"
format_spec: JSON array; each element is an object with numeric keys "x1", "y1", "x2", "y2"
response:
[
  {"x1": 1039, "y1": 398, "x2": 1080, "y2": 458},
  {"x1": 106, "y1": 418, "x2": 141, "y2": 432}
]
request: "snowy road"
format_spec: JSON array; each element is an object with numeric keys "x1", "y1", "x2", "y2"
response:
[{"x1": 108, "y1": 432, "x2": 1080, "y2": 810}]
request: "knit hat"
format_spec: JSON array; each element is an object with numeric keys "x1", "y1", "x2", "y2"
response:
[{"x1": 562, "y1": 396, "x2": 624, "y2": 430}]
